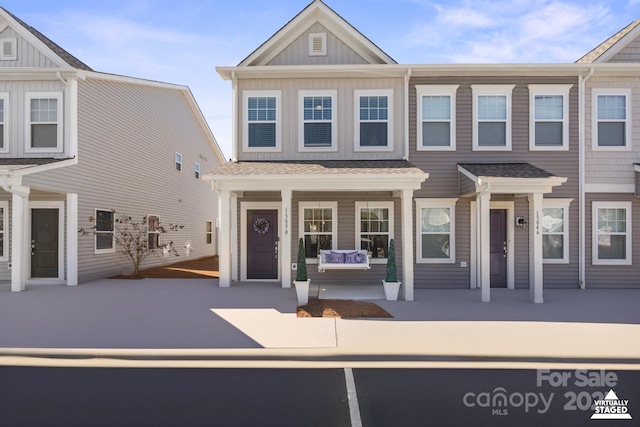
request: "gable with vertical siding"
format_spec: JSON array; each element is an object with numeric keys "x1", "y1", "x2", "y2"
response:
[{"x1": 0, "y1": 26, "x2": 58, "y2": 68}]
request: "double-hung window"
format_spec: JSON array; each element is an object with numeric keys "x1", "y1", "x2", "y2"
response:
[
  {"x1": 299, "y1": 202, "x2": 337, "y2": 260},
  {"x1": 542, "y1": 199, "x2": 571, "y2": 263},
  {"x1": 26, "y1": 92, "x2": 63, "y2": 152},
  {"x1": 175, "y1": 153, "x2": 182, "y2": 172},
  {"x1": 592, "y1": 202, "x2": 632, "y2": 265},
  {"x1": 95, "y1": 209, "x2": 115, "y2": 253},
  {"x1": 195, "y1": 162, "x2": 200, "y2": 179},
  {"x1": 355, "y1": 90, "x2": 392, "y2": 151},
  {"x1": 415, "y1": 198, "x2": 456, "y2": 263},
  {"x1": 147, "y1": 215, "x2": 160, "y2": 250},
  {"x1": 472, "y1": 85, "x2": 514, "y2": 151},
  {"x1": 245, "y1": 91, "x2": 280, "y2": 151},
  {"x1": 529, "y1": 85, "x2": 571, "y2": 150},
  {"x1": 356, "y1": 201, "x2": 393, "y2": 261},
  {"x1": 299, "y1": 90, "x2": 336, "y2": 151},
  {"x1": 0, "y1": 93, "x2": 7, "y2": 152},
  {"x1": 206, "y1": 220, "x2": 214, "y2": 245},
  {"x1": 416, "y1": 85, "x2": 458, "y2": 150},
  {"x1": 0, "y1": 201, "x2": 7, "y2": 260},
  {"x1": 593, "y1": 89, "x2": 631, "y2": 150}
]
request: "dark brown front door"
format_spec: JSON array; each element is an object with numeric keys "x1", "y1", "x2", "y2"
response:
[
  {"x1": 247, "y1": 210, "x2": 278, "y2": 280},
  {"x1": 31, "y1": 209, "x2": 59, "y2": 278},
  {"x1": 490, "y1": 209, "x2": 507, "y2": 288}
]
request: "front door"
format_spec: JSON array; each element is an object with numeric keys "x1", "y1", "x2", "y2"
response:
[
  {"x1": 247, "y1": 210, "x2": 278, "y2": 280},
  {"x1": 489, "y1": 209, "x2": 507, "y2": 288},
  {"x1": 31, "y1": 209, "x2": 59, "y2": 278}
]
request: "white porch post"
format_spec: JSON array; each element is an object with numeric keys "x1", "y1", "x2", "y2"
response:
[
  {"x1": 281, "y1": 190, "x2": 292, "y2": 288},
  {"x1": 11, "y1": 185, "x2": 30, "y2": 292},
  {"x1": 477, "y1": 191, "x2": 491, "y2": 302},
  {"x1": 400, "y1": 189, "x2": 414, "y2": 301},
  {"x1": 529, "y1": 193, "x2": 544, "y2": 303},
  {"x1": 66, "y1": 193, "x2": 78, "y2": 286},
  {"x1": 218, "y1": 189, "x2": 231, "y2": 287},
  {"x1": 231, "y1": 192, "x2": 239, "y2": 282}
]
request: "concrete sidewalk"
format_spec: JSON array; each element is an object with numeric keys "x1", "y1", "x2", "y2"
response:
[{"x1": 0, "y1": 279, "x2": 639, "y2": 364}]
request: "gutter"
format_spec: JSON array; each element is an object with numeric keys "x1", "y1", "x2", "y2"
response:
[
  {"x1": 1, "y1": 175, "x2": 29, "y2": 198},
  {"x1": 579, "y1": 67, "x2": 595, "y2": 290}
]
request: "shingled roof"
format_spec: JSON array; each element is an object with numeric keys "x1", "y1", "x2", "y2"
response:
[
  {"x1": 458, "y1": 163, "x2": 556, "y2": 179},
  {"x1": 576, "y1": 18, "x2": 640, "y2": 63},
  {"x1": 0, "y1": 157, "x2": 73, "y2": 172},
  {"x1": 207, "y1": 160, "x2": 425, "y2": 177}
]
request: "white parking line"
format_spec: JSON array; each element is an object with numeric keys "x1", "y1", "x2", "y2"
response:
[{"x1": 344, "y1": 367, "x2": 363, "y2": 427}]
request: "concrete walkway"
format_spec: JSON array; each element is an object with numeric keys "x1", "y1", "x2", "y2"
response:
[{"x1": 0, "y1": 279, "x2": 639, "y2": 365}]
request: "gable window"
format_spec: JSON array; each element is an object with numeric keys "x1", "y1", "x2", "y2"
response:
[
  {"x1": 472, "y1": 85, "x2": 514, "y2": 151},
  {"x1": 529, "y1": 85, "x2": 571, "y2": 150},
  {"x1": 148, "y1": 215, "x2": 160, "y2": 250},
  {"x1": 175, "y1": 153, "x2": 182, "y2": 172},
  {"x1": 308, "y1": 33, "x2": 327, "y2": 56},
  {"x1": 593, "y1": 89, "x2": 631, "y2": 150},
  {"x1": 355, "y1": 90, "x2": 392, "y2": 151},
  {"x1": 195, "y1": 162, "x2": 201, "y2": 179},
  {"x1": 299, "y1": 202, "x2": 336, "y2": 260},
  {"x1": 416, "y1": 85, "x2": 458, "y2": 151},
  {"x1": 26, "y1": 92, "x2": 63, "y2": 152},
  {"x1": 355, "y1": 201, "x2": 394, "y2": 262},
  {"x1": 0, "y1": 38, "x2": 16, "y2": 61},
  {"x1": 0, "y1": 201, "x2": 7, "y2": 260},
  {"x1": 542, "y1": 199, "x2": 571, "y2": 263},
  {"x1": 299, "y1": 90, "x2": 336, "y2": 151},
  {"x1": 244, "y1": 91, "x2": 280, "y2": 151},
  {"x1": 95, "y1": 209, "x2": 115, "y2": 253},
  {"x1": 592, "y1": 201, "x2": 631, "y2": 265},
  {"x1": 0, "y1": 93, "x2": 7, "y2": 152},
  {"x1": 206, "y1": 220, "x2": 213, "y2": 245},
  {"x1": 416, "y1": 198, "x2": 456, "y2": 263}
]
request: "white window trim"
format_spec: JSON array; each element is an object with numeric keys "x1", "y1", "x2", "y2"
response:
[
  {"x1": 416, "y1": 85, "x2": 458, "y2": 151},
  {"x1": 355, "y1": 201, "x2": 394, "y2": 264},
  {"x1": 472, "y1": 85, "x2": 515, "y2": 151},
  {"x1": 94, "y1": 208, "x2": 115, "y2": 254},
  {"x1": 529, "y1": 84, "x2": 572, "y2": 151},
  {"x1": 354, "y1": 89, "x2": 394, "y2": 152},
  {"x1": 298, "y1": 90, "x2": 338, "y2": 152},
  {"x1": 542, "y1": 198, "x2": 572, "y2": 264},
  {"x1": 0, "y1": 38, "x2": 17, "y2": 61},
  {"x1": 299, "y1": 201, "x2": 337, "y2": 264},
  {"x1": 592, "y1": 201, "x2": 632, "y2": 265},
  {"x1": 0, "y1": 201, "x2": 8, "y2": 261},
  {"x1": 147, "y1": 214, "x2": 160, "y2": 250},
  {"x1": 175, "y1": 152, "x2": 182, "y2": 172},
  {"x1": 195, "y1": 162, "x2": 201, "y2": 179},
  {"x1": 206, "y1": 220, "x2": 214, "y2": 245},
  {"x1": 415, "y1": 198, "x2": 457, "y2": 264},
  {"x1": 592, "y1": 88, "x2": 632, "y2": 151},
  {"x1": 0, "y1": 92, "x2": 8, "y2": 153},
  {"x1": 308, "y1": 32, "x2": 327, "y2": 56},
  {"x1": 243, "y1": 90, "x2": 282, "y2": 153},
  {"x1": 25, "y1": 92, "x2": 64, "y2": 153}
]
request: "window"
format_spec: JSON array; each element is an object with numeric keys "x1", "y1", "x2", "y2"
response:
[
  {"x1": 472, "y1": 85, "x2": 514, "y2": 150},
  {"x1": 592, "y1": 202, "x2": 631, "y2": 265},
  {"x1": 0, "y1": 93, "x2": 7, "y2": 152},
  {"x1": 299, "y1": 91, "x2": 336, "y2": 151},
  {"x1": 148, "y1": 215, "x2": 160, "y2": 249},
  {"x1": 195, "y1": 162, "x2": 201, "y2": 179},
  {"x1": 299, "y1": 202, "x2": 337, "y2": 260},
  {"x1": 593, "y1": 89, "x2": 631, "y2": 150},
  {"x1": 308, "y1": 33, "x2": 326, "y2": 56},
  {"x1": 416, "y1": 199, "x2": 456, "y2": 263},
  {"x1": 355, "y1": 90, "x2": 392, "y2": 151},
  {"x1": 0, "y1": 38, "x2": 17, "y2": 60},
  {"x1": 529, "y1": 85, "x2": 572, "y2": 150},
  {"x1": 542, "y1": 199, "x2": 571, "y2": 263},
  {"x1": 175, "y1": 153, "x2": 182, "y2": 172},
  {"x1": 206, "y1": 221, "x2": 213, "y2": 245},
  {"x1": 26, "y1": 92, "x2": 63, "y2": 152},
  {"x1": 355, "y1": 201, "x2": 394, "y2": 262},
  {"x1": 95, "y1": 209, "x2": 115, "y2": 253},
  {"x1": 0, "y1": 201, "x2": 7, "y2": 260},
  {"x1": 244, "y1": 91, "x2": 280, "y2": 150},
  {"x1": 416, "y1": 85, "x2": 458, "y2": 151}
]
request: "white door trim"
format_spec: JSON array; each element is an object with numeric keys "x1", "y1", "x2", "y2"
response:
[
  {"x1": 28, "y1": 201, "x2": 65, "y2": 284},
  {"x1": 240, "y1": 201, "x2": 281, "y2": 282}
]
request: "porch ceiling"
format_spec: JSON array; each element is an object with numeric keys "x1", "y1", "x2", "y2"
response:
[{"x1": 458, "y1": 163, "x2": 567, "y2": 195}]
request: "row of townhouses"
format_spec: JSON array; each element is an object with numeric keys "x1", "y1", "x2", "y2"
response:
[{"x1": 206, "y1": 0, "x2": 640, "y2": 302}]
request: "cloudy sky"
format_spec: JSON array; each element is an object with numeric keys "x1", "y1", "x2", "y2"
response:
[{"x1": 2, "y1": 0, "x2": 638, "y2": 158}]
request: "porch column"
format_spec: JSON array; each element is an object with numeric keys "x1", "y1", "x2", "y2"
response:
[
  {"x1": 400, "y1": 189, "x2": 414, "y2": 301},
  {"x1": 528, "y1": 193, "x2": 544, "y2": 303},
  {"x1": 477, "y1": 191, "x2": 491, "y2": 302},
  {"x1": 66, "y1": 193, "x2": 78, "y2": 286},
  {"x1": 231, "y1": 192, "x2": 239, "y2": 282},
  {"x1": 281, "y1": 190, "x2": 292, "y2": 288},
  {"x1": 11, "y1": 185, "x2": 30, "y2": 292},
  {"x1": 218, "y1": 189, "x2": 231, "y2": 287}
]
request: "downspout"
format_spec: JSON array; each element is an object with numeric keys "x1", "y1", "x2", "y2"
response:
[
  {"x1": 403, "y1": 68, "x2": 412, "y2": 161},
  {"x1": 579, "y1": 67, "x2": 595, "y2": 290},
  {"x1": 1, "y1": 175, "x2": 29, "y2": 198}
]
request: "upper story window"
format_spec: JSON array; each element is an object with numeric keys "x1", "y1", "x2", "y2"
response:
[
  {"x1": 355, "y1": 89, "x2": 393, "y2": 151},
  {"x1": 175, "y1": 152, "x2": 182, "y2": 172},
  {"x1": 592, "y1": 201, "x2": 631, "y2": 265},
  {"x1": 472, "y1": 85, "x2": 514, "y2": 151},
  {"x1": 416, "y1": 85, "x2": 458, "y2": 151},
  {"x1": 195, "y1": 162, "x2": 201, "y2": 179},
  {"x1": 299, "y1": 202, "x2": 337, "y2": 260},
  {"x1": 355, "y1": 201, "x2": 394, "y2": 262},
  {"x1": 244, "y1": 91, "x2": 280, "y2": 152},
  {"x1": 593, "y1": 89, "x2": 632, "y2": 150},
  {"x1": 299, "y1": 91, "x2": 336, "y2": 151},
  {"x1": 26, "y1": 92, "x2": 63, "y2": 153},
  {"x1": 0, "y1": 93, "x2": 7, "y2": 153},
  {"x1": 95, "y1": 209, "x2": 115, "y2": 254},
  {"x1": 529, "y1": 85, "x2": 572, "y2": 151}
]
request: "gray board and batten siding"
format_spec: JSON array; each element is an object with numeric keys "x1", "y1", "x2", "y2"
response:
[{"x1": 0, "y1": 26, "x2": 59, "y2": 69}]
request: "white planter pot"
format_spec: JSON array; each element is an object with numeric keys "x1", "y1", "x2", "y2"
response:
[
  {"x1": 382, "y1": 280, "x2": 401, "y2": 301},
  {"x1": 294, "y1": 280, "x2": 311, "y2": 305}
]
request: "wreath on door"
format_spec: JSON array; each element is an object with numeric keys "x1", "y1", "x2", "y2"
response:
[{"x1": 253, "y1": 217, "x2": 271, "y2": 236}]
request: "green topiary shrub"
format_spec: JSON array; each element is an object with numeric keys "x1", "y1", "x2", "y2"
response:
[
  {"x1": 385, "y1": 239, "x2": 398, "y2": 282},
  {"x1": 296, "y1": 238, "x2": 308, "y2": 281}
]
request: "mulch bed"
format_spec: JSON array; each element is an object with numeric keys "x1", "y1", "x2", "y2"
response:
[
  {"x1": 297, "y1": 299, "x2": 393, "y2": 319},
  {"x1": 110, "y1": 255, "x2": 219, "y2": 279}
]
